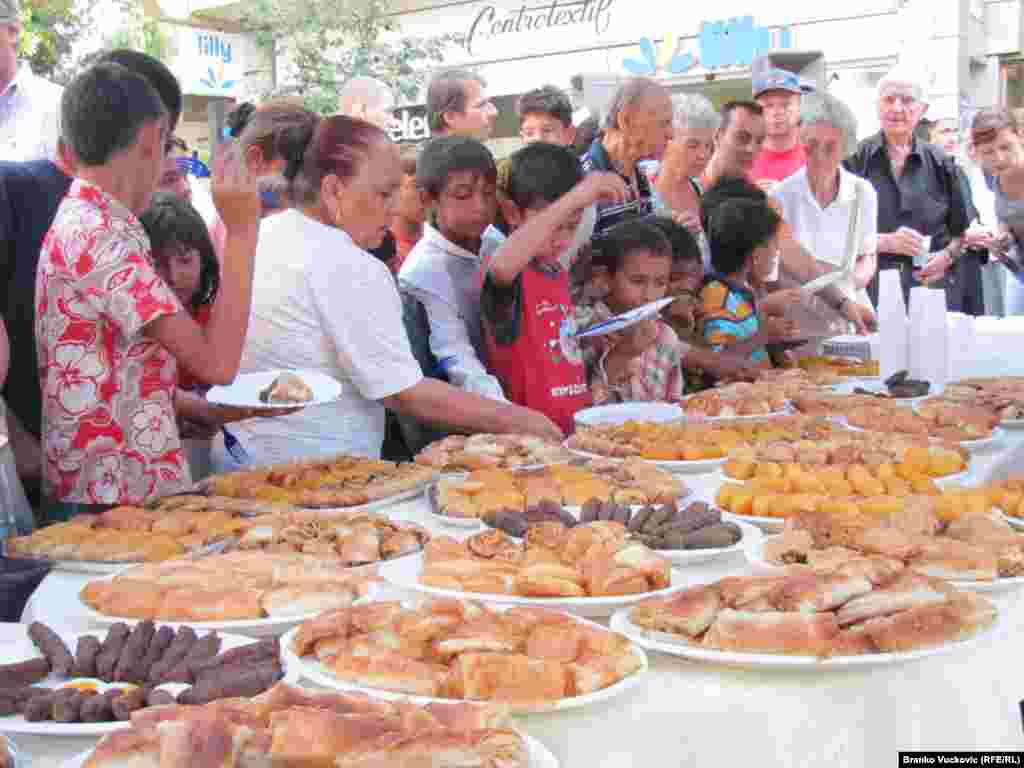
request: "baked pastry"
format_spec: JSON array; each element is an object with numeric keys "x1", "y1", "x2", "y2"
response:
[
  {"x1": 259, "y1": 371, "x2": 314, "y2": 404},
  {"x1": 762, "y1": 506, "x2": 1024, "y2": 581},
  {"x1": 432, "y1": 460, "x2": 686, "y2": 521},
  {"x1": 86, "y1": 682, "x2": 527, "y2": 768},
  {"x1": 79, "y1": 552, "x2": 373, "y2": 621},
  {"x1": 201, "y1": 455, "x2": 438, "y2": 509},
  {"x1": 631, "y1": 569, "x2": 997, "y2": 657},
  {"x1": 420, "y1": 524, "x2": 670, "y2": 599},
  {"x1": 291, "y1": 598, "x2": 641, "y2": 704},
  {"x1": 417, "y1": 433, "x2": 573, "y2": 471}
]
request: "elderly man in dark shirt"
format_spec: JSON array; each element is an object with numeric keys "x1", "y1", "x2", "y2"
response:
[{"x1": 845, "y1": 67, "x2": 969, "y2": 308}]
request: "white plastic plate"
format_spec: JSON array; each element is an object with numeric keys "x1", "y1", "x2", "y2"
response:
[
  {"x1": 378, "y1": 553, "x2": 688, "y2": 619},
  {"x1": 833, "y1": 379, "x2": 928, "y2": 405},
  {"x1": 574, "y1": 297, "x2": 676, "y2": 339},
  {"x1": 206, "y1": 369, "x2": 341, "y2": 409},
  {"x1": 62, "y1": 731, "x2": 558, "y2": 768},
  {"x1": 280, "y1": 604, "x2": 647, "y2": 714},
  {"x1": 574, "y1": 402, "x2": 683, "y2": 428},
  {"x1": 608, "y1": 607, "x2": 1001, "y2": 669},
  {"x1": 300, "y1": 480, "x2": 436, "y2": 515},
  {"x1": 0, "y1": 628, "x2": 280, "y2": 736}
]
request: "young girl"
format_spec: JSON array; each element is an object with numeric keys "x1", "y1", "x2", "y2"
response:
[{"x1": 140, "y1": 193, "x2": 220, "y2": 394}]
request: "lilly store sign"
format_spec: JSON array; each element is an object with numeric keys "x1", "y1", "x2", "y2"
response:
[
  {"x1": 166, "y1": 25, "x2": 246, "y2": 97},
  {"x1": 624, "y1": 16, "x2": 793, "y2": 76}
]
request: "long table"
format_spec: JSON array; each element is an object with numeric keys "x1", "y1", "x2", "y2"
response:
[{"x1": 9, "y1": 431, "x2": 1024, "y2": 766}]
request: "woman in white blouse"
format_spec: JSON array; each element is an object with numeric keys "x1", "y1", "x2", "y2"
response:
[
  {"x1": 772, "y1": 92, "x2": 878, "y2": 310},
  {"x1": 211, "y1": 116, "x2": 560, "y2": 468}
]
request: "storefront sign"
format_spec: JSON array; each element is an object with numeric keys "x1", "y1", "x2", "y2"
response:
[
  {"x1": 165, "y1": 25, "x2": 247, "y2": 97},
  {"x1": 388, "y1": 107, "x2": 432, "y2": 143},
  {"x1": 623, "y1": 16, "x2": 792, "y2": 76},
  {"x1": 466, "y1": 0, "x2": 615, "y2": 56}
]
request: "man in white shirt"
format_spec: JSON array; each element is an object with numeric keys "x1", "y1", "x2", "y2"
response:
[{"x1": 0, "y1": 0, "x2": 62, "y2": 162}]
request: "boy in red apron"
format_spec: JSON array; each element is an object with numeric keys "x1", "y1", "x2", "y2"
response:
[{"x1": 480, "y1": 143, "x2": 630, "y2": 433}]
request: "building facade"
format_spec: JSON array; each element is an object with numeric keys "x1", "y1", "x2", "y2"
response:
[{"x1": 383, "y1": 0, "x2": 1024, "y2": 147}]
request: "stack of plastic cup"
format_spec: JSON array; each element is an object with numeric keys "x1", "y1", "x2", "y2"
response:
[{"x1": 877, "y1": 269, "x2": 909, "y2": 380}]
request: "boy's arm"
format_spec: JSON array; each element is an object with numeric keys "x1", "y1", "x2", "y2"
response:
[
  {"x1": 146, "y1": 147, "x2": 261, "y2": 385},
  {"x1": 415, "y1": 290, "x2": 506, "y2": 400},
  {"x1": 488, "y1": 172, "x2": 630, "y2": 286}
]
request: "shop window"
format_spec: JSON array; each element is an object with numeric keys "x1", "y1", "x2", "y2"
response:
[{"x1": 1003, "y1": 60, "x2": 1024, "y2": 111}]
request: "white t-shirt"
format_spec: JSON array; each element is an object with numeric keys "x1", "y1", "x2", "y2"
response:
[
  {"x1": 398, "y1": 224, "x2": 505, "y2": 400},
  {"x1": 214, "y1": 210, "x2": 423, "y2": 465},
  {"x1": 772, "y1": 166, "x2": 878, "y2": 307}
]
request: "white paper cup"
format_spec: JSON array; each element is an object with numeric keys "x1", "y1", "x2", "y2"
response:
[{"x1": 913, "y1": 235, "x2": 932, "y2": 269}]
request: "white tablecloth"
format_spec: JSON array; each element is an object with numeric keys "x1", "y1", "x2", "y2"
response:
[{"x1": 11, "y1": 431, "x2": 1024, "y2": 766}]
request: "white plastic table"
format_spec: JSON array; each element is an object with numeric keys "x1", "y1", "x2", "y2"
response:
[{"x1": 11, "y1": 432, "x2": 1024, "y2": 767}]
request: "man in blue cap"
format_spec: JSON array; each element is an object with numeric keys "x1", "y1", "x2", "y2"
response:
[{"x1": 751, "y1": 56, "x2": 814, "y2": 188}]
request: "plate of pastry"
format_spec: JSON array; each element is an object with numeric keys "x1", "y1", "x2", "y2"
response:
[
  {"x1": 379, "y1": 526, "x2": 689, "y2": 619},
  {"x1": 424, "y1": 461, "x2": 689, "y2": 525},
  {"x1": 0, "y1": 622, "x2": 290, "y2": 736},
  {"x1": 1, "y1": 500, "x2": 270, "y2": 574},
  {"x1": 609, "y1": 570, "x2": 1000, "y2": 669},
  {"x1": 744, "y1": 513, "x2": 1024, "y2": 594},
  {"x1": 280, "y1": 597, "x2": 648, "y2": 714},
  {"x1": 195, "y1": 454, "x2": 439, "y2": 512},
  {"x1": 565, "y1": 416, "x2": 843, "y2": 474},
  {"x1": 415, "y1": 434, "x2": 575, "y2": 474},
  {"x1": 477, "y1": 499, "x2": 759, "y2": 568},
  {"x1": 76, "y1": 553, "x2": 379, "y2": 638},
  {"x1": 206, "y1": 369, "x2": 341, "y2": 409},
  {"x1": 60, "y1": 681, "x2": 557, "y2": 768},
  {"x1": 573, "y1": 403, "x2": 684, "y2": 428}
]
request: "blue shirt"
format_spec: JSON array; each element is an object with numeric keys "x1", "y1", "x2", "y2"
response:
[{"x1": 0, "y1": 159, "x2": 72, "y2": 436}]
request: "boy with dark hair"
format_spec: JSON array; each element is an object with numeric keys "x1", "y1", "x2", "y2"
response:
[
  {"x1": 578, "y1": 219, "x2": 687, "y2": 403},
  {"x1": 482, "y1": 142, "x2": 629, "y2": 431},
  {"x1": 699, "y1": 198, "x2": 785, "y2": 368},
  {"x1": 517, "y1": 85, "x2": 575, "y2": 145},
  {"x1": 35, "y1": 63, "x2": 259, "y2": 519},
  {"x1": 1, "y1": 50, "x2": 183, "y2": 514},
  {"x1": 398, "y1": 135, "x2": 505, "y2": 400}
]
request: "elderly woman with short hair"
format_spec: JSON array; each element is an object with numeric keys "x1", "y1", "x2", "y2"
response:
[
  {"x1": 655, "y1": 93, "x2": 720, "y2": 232},
  {"x1": 772, "y1": 91, "x2": 878, "y2": 309}
]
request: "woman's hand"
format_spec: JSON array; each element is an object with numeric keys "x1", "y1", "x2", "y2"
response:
[{"x1": 211, "y1": 141, "x2": 261, "y2": 235}]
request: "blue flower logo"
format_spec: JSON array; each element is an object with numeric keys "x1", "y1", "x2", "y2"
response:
[
  {"x1": 623, "y1": 36, "x2": 696, "y2": 76},
  {"x1": 199, "y1": 63, "x2": 237, "y2": 92}
]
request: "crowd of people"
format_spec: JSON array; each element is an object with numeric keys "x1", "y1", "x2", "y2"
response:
[{"x1": 2, "y1": 0, "x2": 1024, "y2": 529}]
